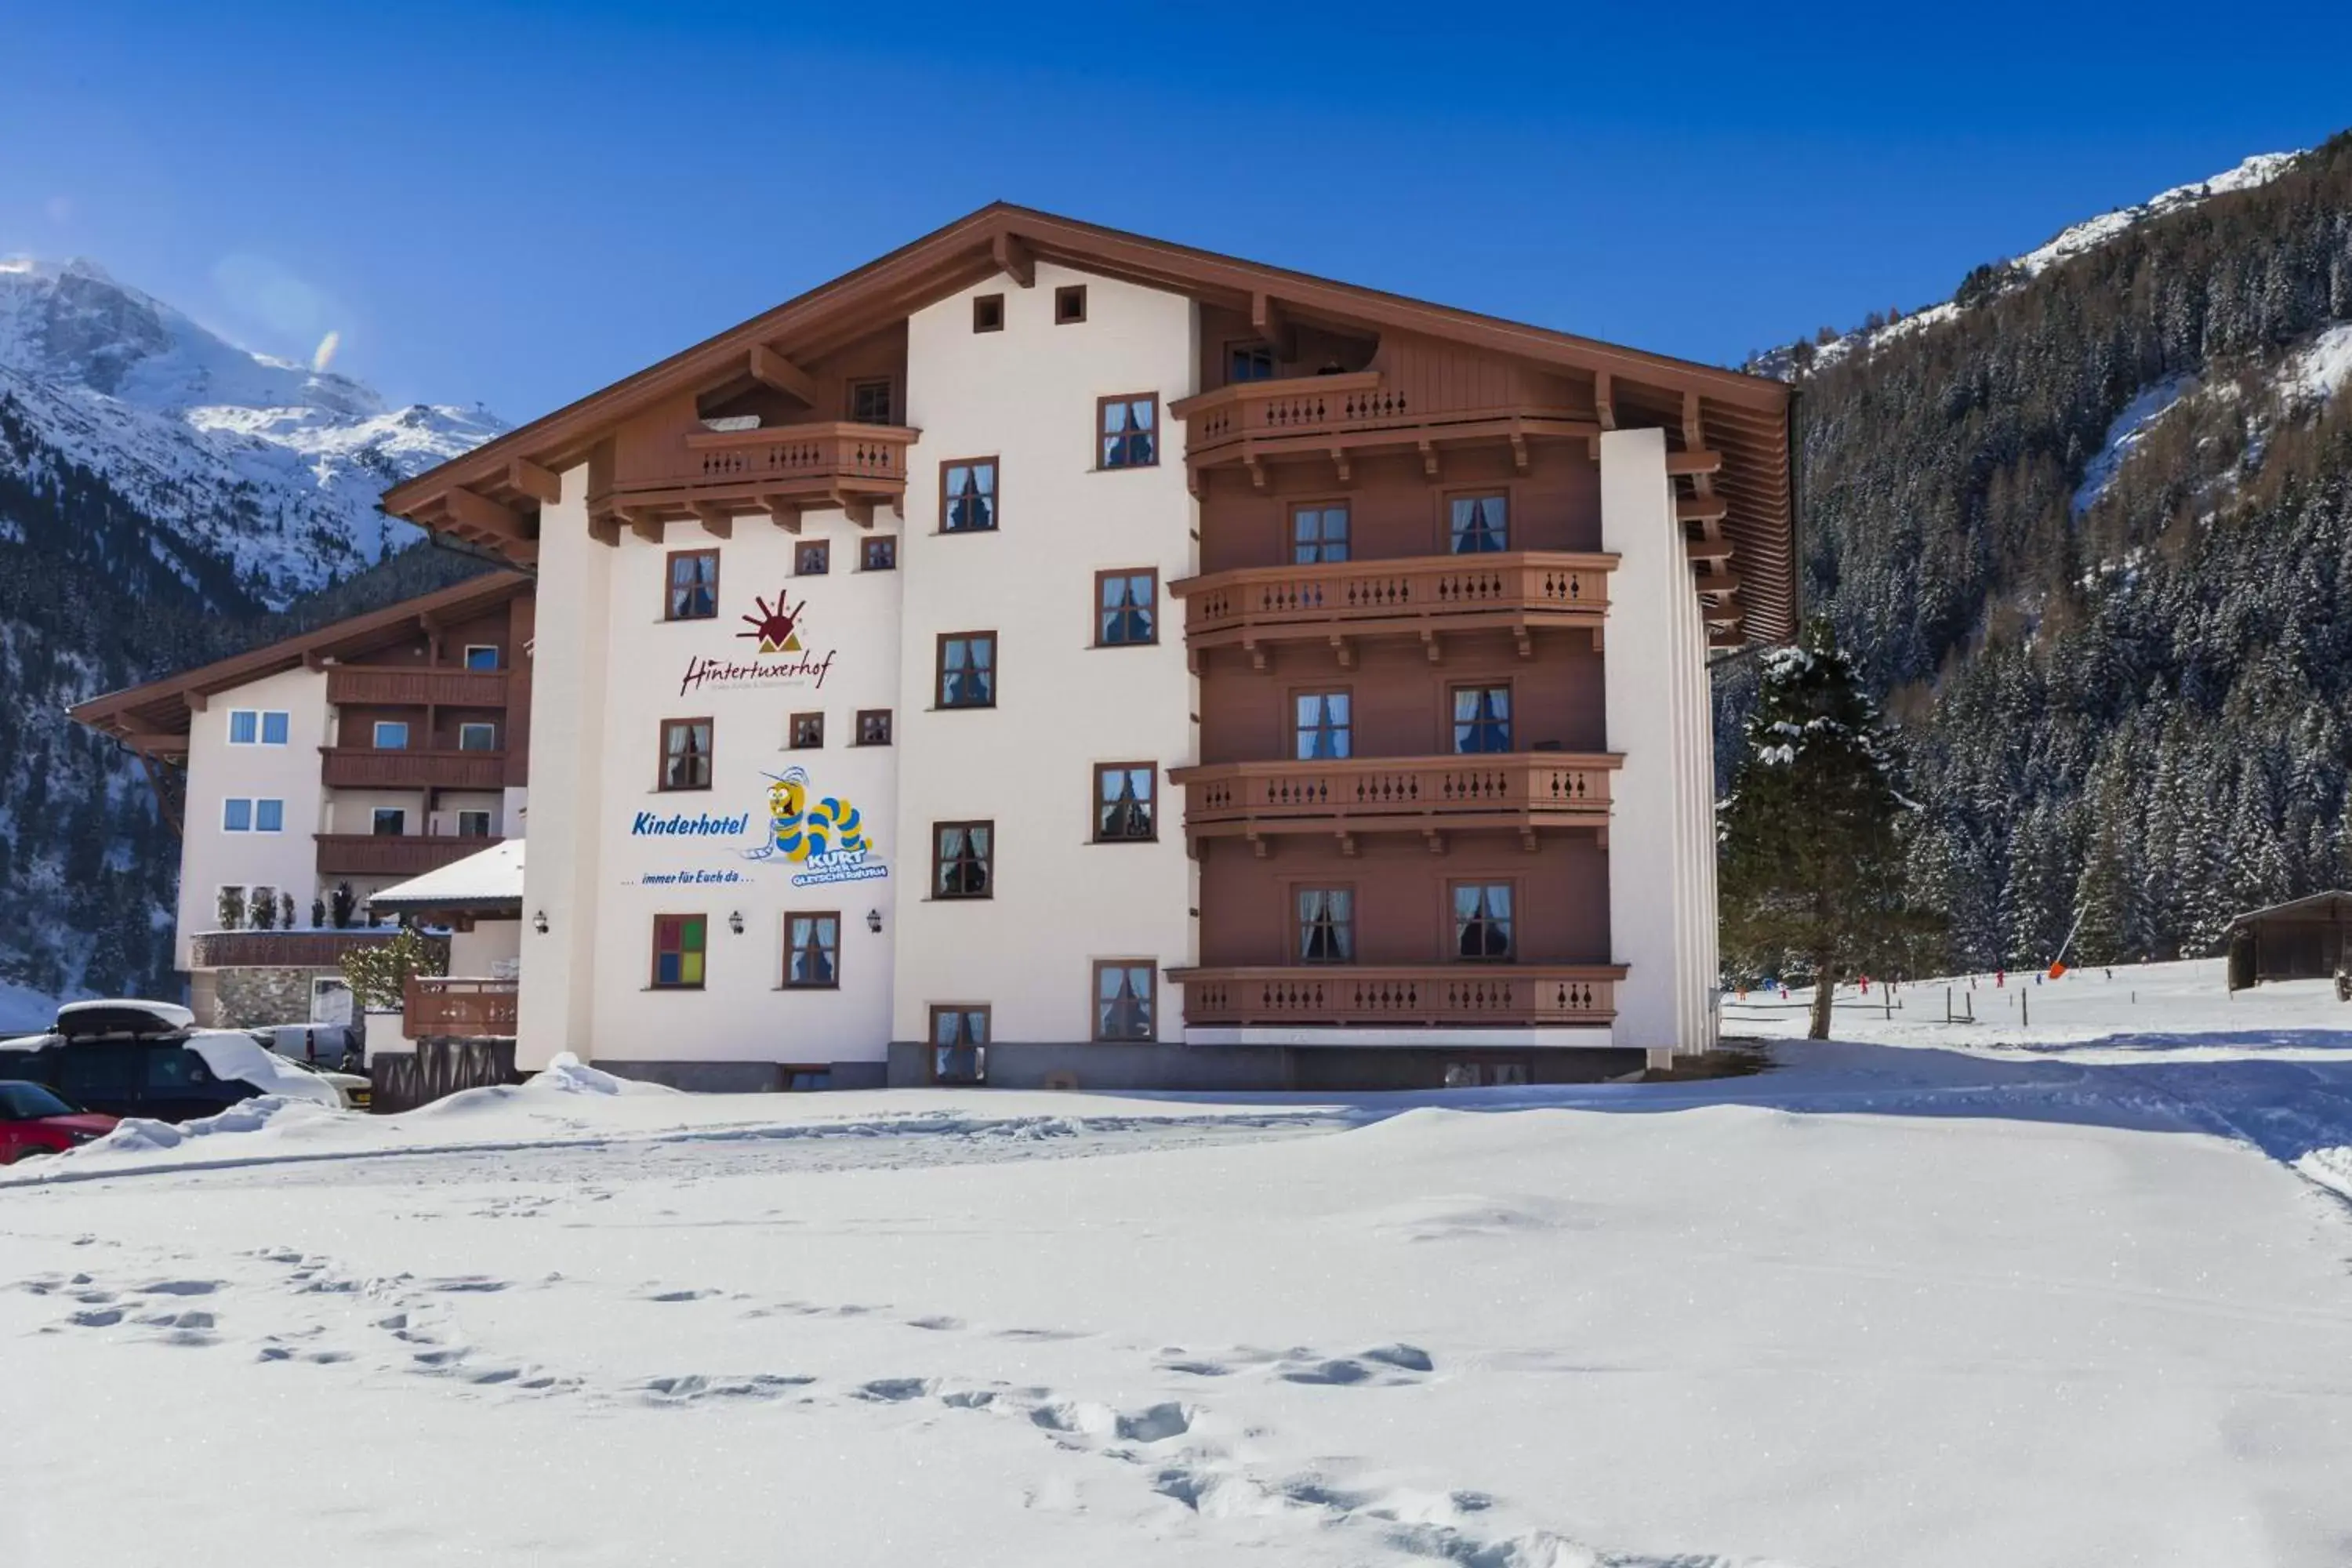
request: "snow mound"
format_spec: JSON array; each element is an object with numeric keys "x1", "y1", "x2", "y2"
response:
[
  {"x1": 182, "y1": 1031, "x2": 344, "y2": 1106},
  {"x1": 532, "y1": 1052, "x2": 666, "y2": 1097},
  {"x1": 79, "y1": 1094, "x2": 336, "y2": 1156}
]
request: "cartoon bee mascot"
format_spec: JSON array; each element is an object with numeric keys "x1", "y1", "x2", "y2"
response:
[{"x1": 746, "y1": 767, "x2": 869, "y2": 862}]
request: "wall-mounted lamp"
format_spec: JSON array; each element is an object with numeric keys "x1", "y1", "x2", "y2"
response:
[
  {"x1": 866, "y1": 909, "x2": 883, "y2": 935},
  {"x1": 728, "y1": 910, "x2": 746, "y2": 935},
  {"x1": 532, "y1": 909, "x2": 550, "y2": 935}
]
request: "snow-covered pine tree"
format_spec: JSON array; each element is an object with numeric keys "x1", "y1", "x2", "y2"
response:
[{"x1": 1719, "y1": 620, "x2": 1928, "y2": 1038}]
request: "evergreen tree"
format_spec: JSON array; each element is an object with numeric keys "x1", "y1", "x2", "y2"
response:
[{"x1": 1719, "y1": 622, "x2": 1927, "y2": 1038}]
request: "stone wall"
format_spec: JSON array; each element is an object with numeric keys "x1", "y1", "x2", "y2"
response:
[{"x1": 210, "y1": 966, "x2": 335, "y2": 1028}]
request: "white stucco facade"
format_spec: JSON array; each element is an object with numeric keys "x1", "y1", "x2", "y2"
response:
[{"x1": 174, "y1": 666, "x2": 331, "y2": 967}]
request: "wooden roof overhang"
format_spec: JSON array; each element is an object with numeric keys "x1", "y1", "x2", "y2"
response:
[
  {"x1": 382, "y1": 205, "x2": 1796, "y2": 644},
  {"x1": 67, "y1": 572, "x2": 534, "y2": 760}
]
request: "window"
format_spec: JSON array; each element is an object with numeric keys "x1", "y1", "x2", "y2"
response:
[
  {"x1": 1295, "y1": 691, "x2": 1352, "y2": 760},
  {"x1": 930, "y1": 1006, "x2": 989, "y2": 1084},
  {"x1": 373, "y1": 720, "x2": 409, "y2": 750},
  {"x1": 222, "y1": 798, "x2": 252, "y2": 833},
  {"x1": 458, "y1": 721, "x2": 498, "y2": 752},
  {"x1": 652, "y1": 914, "x2": 707, "y2": 990},
  {"x1": 972, "y1": 293, "x2": 1004, "y2": 332},
  {"x1": 942, "y1": 459, "x2": 998, "y2": 532},
  {"x1": 1292, "y1": 503, "x2": 1350, "y2": 564},
  {"x1": 1298, "y1": 887, "x2": 1355, "y2": 964},
  {"x1": 254, "y1": 799, "x2": 284, "y2": 833},
  {"x1": 463, "y1": 645, "x2": 500, "y2": 670},
  {"x1": 1453, "y1": 884, "x2": 1515, "y2": 960},
  {"x1": 1054, "y1": 284, "x2": 1087, "y2": 324},
  {"x1": 1449, "y1": 492, "x2": 1508, "y2": 553},
  {"x1": 667, "y1": 549, "x2": 720, "y2": 621},
  {"x1": 856, "y1": 710, "x2": 893, "y2": 747},
  {"x1": 785, "y1": 913, "x2": 840, "y2": 989},
  {"x1": 457, "y1": 809, "x2": 493, "y2": 837},
  {"x1": 372, "y1": 808, "x2": 406, "y2": 837},
  {"x1": 1098, "y1": 393, "x2": 1158, "y2": 469},
  {"x1": 1096, "y1": 568, "x2": 1156, "y2": 646},
  {"x1": 1444, "y1": 1059, "x2": 1530, "y2": 1088},
  {"x1": 660, "y1": 718, "x2": 713, "y2": 792},
  {"x1": 1451, "y1": 686, "x2": 1512, "y2": 753},
  {"x1": 261, "y1": 710, "x2": 289, "y2": 746},
  {"x1": 937, "y1": 633, "x2": 996, "y2": 709},
  {"x1": 1094, "y1": 764, "x2": 1155, "y2": 842},
  {"x1": 790, "y1": 712, "x2": 825, "y2": 750},
  {"x1": 796, "y1": 539, "x2": 830, "y2": 575},
  {"x1": 230, "y1": 710, "x2": 291, "y2": 746},
  {"x1": 862, "y1": 536, "x2": 896, "y2": 572},
  {"x1": 933, "y1": 821, "x2": 993, "y2": 899},
  {"x1": 1228, "y1": 341, "x2": 1276, "y2": 383},
  {"x1": 847, "y1": 377, "x2": 894, "y2": 423},
  {"x1": 1093, "y1": 961, "x2": 1156, "y2": 1041}
]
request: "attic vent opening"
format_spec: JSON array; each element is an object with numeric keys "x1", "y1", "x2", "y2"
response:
[
  {"x1": 1055, "y1": 285, "x2": 1088, "y2": 325},
  {"x1": 973, "y1": 294, "x2": 1005, "y2": 333}
]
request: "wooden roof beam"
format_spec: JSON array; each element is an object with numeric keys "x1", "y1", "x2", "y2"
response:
[
  {"x1": 1251, "y1": 291, "x2": 1294, "y2": 357},
  {"x1": 1677, "y1": 494, "x2": 1729, "y2": 525},
  {"x1": 1664, "y1": 449, "x2": 1721, "y2": 477},
  {"x1": 505, "y1": 458, "x2": 561, "y2": 506},
  {"x1": 749, "y1": 344, "x2": 817, "y2": 405},
  {"x1": 441, "y1": 486, "x2": 527, "y2": 543},
  {"x1": 1593, "y1": 371, "x2": 1617, "y2": 430},
  {"x1": 993, "y1": 231, "x2": 1035, "y2": 288}
]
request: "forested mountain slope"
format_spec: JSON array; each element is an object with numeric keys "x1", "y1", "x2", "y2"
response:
[{"x1": 1737, "y1": 132, "x2": 2352, "y2": 967}]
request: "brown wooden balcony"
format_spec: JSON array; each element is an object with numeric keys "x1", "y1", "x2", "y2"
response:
[
  {"x1": 321, "y1": 746, "x2": 507, "y2": 791},
  {"x1": 189, "y1": 929, "x2": 406, "y2": 969},
  {"x1": 317, "y1": 833, "x2": 501, "y2": 879},
  {"x1": 1170, "y1": 753, "x2": 1618, "y2": 851},
  {"x1": 591, "y1": 420, "x2": 917, "y2": 532},
  {"x1": 1168, "y1": 372, "x2": 1599, "y2": 495},
  {"x1": 1171, "y1": 965, "x2": 1622, "y2": 1028},
  {"x1": 326, "y1": 666, "x2": 509, "y2": 708},
  {"x1": 405, "y1": 976, "x2": 518, "y2": 1041},
  {"x1": 1171, "y1": 551, "x2": 1612, "y2": 664}
]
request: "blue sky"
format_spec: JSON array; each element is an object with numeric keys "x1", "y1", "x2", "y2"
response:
[{"x1": 3, "y1": 2, "x2": 2346, "y2": 419}]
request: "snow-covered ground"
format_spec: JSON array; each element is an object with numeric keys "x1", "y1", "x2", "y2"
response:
[{"x1": 5, "y1": 963, "x2": 2351, "y2": 1566}]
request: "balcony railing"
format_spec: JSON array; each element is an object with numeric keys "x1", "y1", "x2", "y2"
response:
[
  {"x1": 321, "y1": 746, "x2": 507, "y2": 791},
  {"x1": 595, "y1": 420, "x2": 917, "y2": 523},
  {"x1": 326, "y1": 667, "x2": 509, "y2": 708},
  {"x1": 1168, "y1": 372, "x2": 1598, "y2": 492},
  {"x1": 405, "y1": 976, "x2": 518, "y2": 1040},
  {"x1": 189, "y1": 929, "x2": 407, "y2": 970},
  {"x1": 1172, "y1": 965, "x2": 1621, "y2": 1028},
  {"x1": 317, "y1": 833, "x2": 501, "y2": 879},
  {"x1": 1171, "y1": 753, "x2": 1617, "y2": 844},
  {"x1": 1173, "y1": 552, "x2": 1612, "y2": 654}
]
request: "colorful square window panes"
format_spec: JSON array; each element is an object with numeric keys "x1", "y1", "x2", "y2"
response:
[{"x1": 654, "y1": 915, "x2": 706, "y2": 989}]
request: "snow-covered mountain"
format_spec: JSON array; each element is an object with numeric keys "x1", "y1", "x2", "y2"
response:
[{"x1": 0, "y1": 256, "x2": 503, "y2": 604}]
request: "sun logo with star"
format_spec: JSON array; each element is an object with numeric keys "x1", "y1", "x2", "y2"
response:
[{"x1": 736, "y1": 590, "x2": 804, "y2": 654}]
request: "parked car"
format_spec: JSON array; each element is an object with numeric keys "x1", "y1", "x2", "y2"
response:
[
  {"x1": 0, "y1": 999, "x2": 364, "y2": 1120},
  {"x1": 0, "y1": 1080, "x2": 118, "y2": 1163}
]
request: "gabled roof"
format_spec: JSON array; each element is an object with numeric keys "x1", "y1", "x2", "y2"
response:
[
  {"x1": 383, "y1": 203, "x2": 1797, "y2": 641},
  {"x1": 2227, "y1": 891, "x2": 2352, "y2": 928},
  {"x1": 69, "y1": 571, "x2": 532, "y2": 759},
  {"x1": 368, "y1": 838, "x2": 524, "y2": 918}
]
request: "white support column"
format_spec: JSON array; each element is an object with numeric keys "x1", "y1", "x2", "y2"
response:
[
  {"x1": 1599, "y1": 427, "x2": 1716, "y2": 1063},
  {"x1": 514, "y1": 471, "x2": 612, "y2": 1069}
]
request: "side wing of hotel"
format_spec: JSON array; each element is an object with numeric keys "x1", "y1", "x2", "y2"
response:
[{"x1": 75, "y1": 206, "x2": 1795, "y2": 1092}]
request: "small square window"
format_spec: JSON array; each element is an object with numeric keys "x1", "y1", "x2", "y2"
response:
[
  {"x1": 373, "y1": 720, "x2": 410, "y2": 750},
  {"x1": 1293, "y1": 503, "x2": 1350, "y2": 564},
  {"x1": 1054, "y1": 285, "x2": 1087, "y2": 324},
  {"x1": 457, "y1": 810, "x2": 493, "y2": 837},
  {"x1": 1228, "y1": 341, "x2": 1277, "y2": 383},
  {"x1": 666, "y1": 549, "x2": 720, "y2": 620},
  {"x1": 1452, "y1": 883, "x2": 1515, "y2": 961},
  {"x1": 652, "y1": 914, "x2": 707, "y2": 990},
  {"x1": 1096, "y1": 569, "x2": 1157, "y2": 646},
  {"x1": 1449, "y1": 492, "x2": 1509, "y2": 554},
  {"x1": 1094, "y1": 763, "x2": 1155, "y2": 843},
  {"x1": 463, "y1": 645, "x2": 500, "y2": 670},
  {"x1": 228, "y1": 710, "x2": 259, "y2": 746},
  {"x1": 1451, "y1": 685, "x2": 1512, "y2": 753},
  {"x1": 972, "y1": 293, "x2": 1004, "y2": 333},
  {"x1": 785, "y1": 913, "x2": 840, "y2": 989},
  {"x1": 458, "y1": 721, "x2": 498, "y2": 752},
  {"x1": 847, "y1": 378, "x2": 894, "y2": 423},
  {"x1": 942, "y1": 459, "x2": 998, "y2": 532},
  {"x1": 937, "y1": 633, "x2": 996, "y2": 709},
  {"x1": 862, "y1": 536, "x2": 897, "y2": 572},
  {"x1": 790, "y1": 712, "x2": 825, "y2": 750},
  {"x1": 372, "y1": 808, "x2": 406, "y2": 837},
  {"x1": 930, "y1": 1006, "x2": 989, "y2": 1084},
  {"x1": 254, "y1": 799, "x2": 284, "y2": 833},
  {"x1": 260, "y1": 711, "x2": 290, "y2": 745},
  {"x1": 1295, "y1": 691, "x2": 1352, "y2": 760},
  {"x1": 222, "y1": 798, "x2": 252, "y2": 833},
  {"x1": 1093, "y1": 960, "x2": 1156, "y2": 1041},
  {"x1": 856, "y1": 710, "x2": 893, "y2": 747},
  {"x1": 933, "y1": 821, "x2": 993, "y2": 899},
  {"x1": 661, "y1": 718, "x2": 713, "y2": 792},
  {"x1": 797, "y1": 540, "x2": 830, "y2": 575},
  {"x1": 1098, "y1": 394, "x2": 1158, "y2": 470}
]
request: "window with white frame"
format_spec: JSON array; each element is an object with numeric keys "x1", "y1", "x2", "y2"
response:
[
  {"x1": 458, "y1": 721, "x2": 498, "y2": 751},
  {"x1": 228, "y1": 710, "x2": 290, "y2": 746},
  {"x1": 221, "y1": 798, "x2": 282, "y2": 833},
  {"x1": 373, "y1": 720, "x2": 410, "y2": 750}
]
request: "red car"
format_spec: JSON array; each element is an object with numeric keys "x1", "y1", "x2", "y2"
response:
[{"x1": 0, "y1": 1079, "x2": 118, "y2": 1163}]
